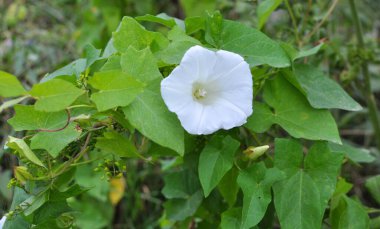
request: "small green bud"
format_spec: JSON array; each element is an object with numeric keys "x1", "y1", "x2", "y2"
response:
[
  {"x1": 6, "y1": 211, "x2": 14, "y2": 218},
  {"x1": 14, "y1": 166, "x2": 33, "y2": 183},
  {"x1": 243, "y1": 145, "x2": 270, "y2": 160}
]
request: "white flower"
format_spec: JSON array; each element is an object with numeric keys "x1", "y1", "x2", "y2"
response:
[
  {"x1": 161, "y1": 45, "x2": 253, "y2": 135},
  {"x1": 0, "y1": 216, "x2": 6, "y2": 229}
]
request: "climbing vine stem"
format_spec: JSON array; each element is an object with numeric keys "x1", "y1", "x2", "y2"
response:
[{"x1": 349, "y1": 0, "x2": 380, "y2": 150}]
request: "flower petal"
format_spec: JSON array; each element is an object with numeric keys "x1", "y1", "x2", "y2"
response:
[
  {"x1": 207, "y1": 50, "x2": 245, "y2": 82},
  {"x1": 213, "y1": 97, "x2": 251, "y2": 129},
  {"x1": 211, "y1": 58, "x2": 252, "y2": 90},
  {"x1": 0, "y1": 216, "x2": 6, "y2": 228},
  {"x1": 175, "y1": 101, "x2": 205, "y2": 134},
  {"x1": 218, "y1": 87, "x2": 253, "y2": 116},
  {"x1": 180, "y1": 45, "x2": 217, "y2": 82},
  {"x1": 161, "y1": 71, "x2": 193, "y2": 113}
]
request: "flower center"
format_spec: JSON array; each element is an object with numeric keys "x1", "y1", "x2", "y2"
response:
[
  {"x1": 192, "y1": 82, "x2": 209, "y2": 101},
  {"x1": 193, "y1": 88, "x2": 207, "y2": 100}
]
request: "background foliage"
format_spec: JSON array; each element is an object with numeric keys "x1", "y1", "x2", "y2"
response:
[{"x1": 1, "y1": 0, "x2": 380, "y2": 228}]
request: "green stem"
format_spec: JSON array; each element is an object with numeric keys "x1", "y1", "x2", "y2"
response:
[
  {"x1": 67, "y1": 104, "x2": 94, "y2": 109},
  {"x1": 284, "y1": 0, "x2": 300, "y2": 45},
  {"x1": 349, "y1": 0, "x2": 380, "y2": 150},
  {"x1": 302, "y1": 0, "x2": 339, "y2": 46}
]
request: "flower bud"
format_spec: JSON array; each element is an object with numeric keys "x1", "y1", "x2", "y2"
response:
[
  {"x1": 14, "y1": 166, "x2": 33, "y2": 183},
  {"x1": 243, "y1": 145, "x2": 269, "y2": 160}
]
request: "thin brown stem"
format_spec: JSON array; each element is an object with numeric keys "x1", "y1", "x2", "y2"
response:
[
  {"x1": 37, "y1": 108, "x2": 71, "y2": 132},
  {"x1": 50, "y1": 132, "x2": 92, "y2": 179},
  {"x1": 302, "y1": 0, "x2": 339, "y2": 46}
]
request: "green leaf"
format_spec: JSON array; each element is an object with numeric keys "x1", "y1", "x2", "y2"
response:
[
  {"x1": 161, "y1": 157, "x2": 202, "y2": 221},
  {"x1": 0, "y1": 170, "x2": 12, "y2": 200},
  {"x1": 288, "y1": 64, "x2": 362, "y2": 111},
  {"x1": 164, "y1": 190, "x2": 203, "y2": 221},
  {"x1": 244, "y1": 102, "x2": 274, "y2": 133},
  {"x1": 304, "y1": 142, "x2": 344, "y2": 214},
  {"x1": 33, "y1": 201, "x2": 71, "y2": 225},
  {"x1": 30, "y1": 123, "x2": 82, "y2": 158},
  {"x1": 89, "y1": 70, "x2": 145, "y2": 111},
  {"x1": 0, "y1": 70, "x2": 26, "y2": 97},
  {"x1": 41, "y1": 59, "x2": 86, "y2": 82},
  {"x1": 330, "y1": 195, "x2": 369, "y2": 229},
  {"x1": 23, "y1": 193, "x2": 48, "y2": 216},
  {"x1": 257, "y1": 0, "x2": 283, "y2": 29},
  {"x1": 3, "y1": 215, "x2": 30, "y2": 229},
  {"x1": 30, "y1": 79, "x2": 85, "y2": 112},
  {"x1": 7, "y1": 136, "x2": 45, "y2": 167},
  {"x1": 294, "y1": 43, "x2": 324, "y2": 60},
  {"x1": 102, "y1": 38, "x2": 117, "y2": 58},
  {"x1": 246, "y1": 75, "x2": 341, "y2": 143},
  {"x1": 100, "y1": 55, "x2": 121, "y2": 71},
  {"x1": 3, "y1": 188, "x2": 31, "y2": 229},
  {"x1": 162, "y1": 169, "x2": 201, "y2": 199},
  {"x1": 370, "y1": 216, "x2": 380, "y2": 229},
  {"x1": 205, "y1": 11, "x2": 223, "y2": 47},
  {"x1": 365, "y1": 175, "x2": 380, "y2": 204},
  {"x1": 212, "y1": 20, "x2": 290, "y2": 67},
  {"x1": 95, "y1": 131, "x2": 139, "y2": 158},
  {"x1": 49, "y1": 185, "x2": 89, "y2": 201},
  {"x1": 69, "y1": 196, "x2": 113, "y2": 229},
  {"x1": 122, "y1": 79, "x2": 184, "y2": 155},
  {"x1": 237, "y1": 162, "x2": 284, "y2": 229},
  {"x1": 84, "y1": 44, "x2": 102, "y2": 68},
  {"x1": 274, "y1": 170, "x2": 321, "y2": 229},
  {"x1": 179, "y1": 0, "x2": 215, "y2": 17},
  {"x1": 31, "y1": 219, "x2": 62, "y2": 229},
  {"x1": 8, "y1": 105, "x2": 68, "y2": 131},
  {"x1": 272, "y1": 138, "x2": 303, "y2": 177},
  {"x1": 8, "y1": 187, "x2": 30, "y2": 210},
  {"x1": 157, "y1": 25, "x2": 201, "y2": 65},
  {"x1": 53, "y1": 167, "x2": 77, "y2": 189},
  {"x1": 121, "y1": 47, "x2": 162, "y2": 82},
  {"x1": 136, "y1": 13, "x2": 180, "y2": 28},
  {"x1": 273, "y1": 139, "x2": 344, "y2": 229},
  {"x1": 112, "y1": 16, "x2": 168, "y2": 53},
  {"x1": 280, "y1": 42, "x2": 324, "y2": 61},
  {"x1": 198, "y1": 135, "x2": 239, "y2": 197},
  {"x1": 75, "y1": 164, "x2": 109, "y2": 201},
  {"x1": 218, "y1": 167, "x2": 239, "y2": 207},
  {"x1": 220, "y1": 208, "x2": 242, "y2": 229},
  {"x1": 333, "y1": 178, "x2": 353, "y2": 197},
  {"x1": 185, "y1": 16, "x2": 206, "y2": 34},
  {"x1": 328, "y1": 142, "x2": 375, "y2": 163},
  {"x1": 0, "y1": 95, "x2": 29, "y2": 113}
]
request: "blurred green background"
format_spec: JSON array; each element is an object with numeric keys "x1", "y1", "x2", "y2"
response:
[{"x1": 1, "y1": 0, "x2": 380, "y2": 228}]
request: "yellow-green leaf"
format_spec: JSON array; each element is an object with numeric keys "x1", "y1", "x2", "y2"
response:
[
  {"x1": 0, "y1": 71, "x2": 27, "y2": 97},
  {"x1": 30, "y1": 79, "x2": 85, "y2": 112},
  {"x1": 89, "y1": 70, "x2": 145, "y2": 111},
  {"x1": 7, "y1": 136, "x2": 45, "y2": 167}
]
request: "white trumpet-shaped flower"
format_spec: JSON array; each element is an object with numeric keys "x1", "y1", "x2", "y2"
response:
[
  {"x1": 161, "y1": 45, "x2": 253, "y2": 135},
  {"x1": 0, "y1": 216, "x2": 6, "y2": 229}
]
